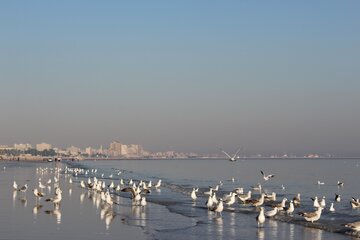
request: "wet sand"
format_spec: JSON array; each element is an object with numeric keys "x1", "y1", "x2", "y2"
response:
[{"x1": 0, "y1": 161, "x2": 148, "y2": 240}]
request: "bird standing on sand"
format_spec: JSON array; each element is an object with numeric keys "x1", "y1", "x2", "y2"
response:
[
  {"x1": 298, "y1": 207, "x2": 322, "y2": 223},
  {"x1": 343, "y1": 221, "x2": 360, "y2": 232}
]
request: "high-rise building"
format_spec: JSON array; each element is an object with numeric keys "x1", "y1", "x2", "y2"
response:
[{"x1": 109, "y1": 141, "x2": 122, "y2": 157}]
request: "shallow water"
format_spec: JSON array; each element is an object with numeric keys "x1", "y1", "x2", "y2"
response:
[{"x1": 1, "y1": 159, "x2": 360, "y2": 239}]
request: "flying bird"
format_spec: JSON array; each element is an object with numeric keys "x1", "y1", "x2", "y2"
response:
[
  {"x1": 220, "y1": 147, "x2": 242, "y2": 162},
  {"x1": 260, "y1": 170, "x2": 275, "y2": 181}
]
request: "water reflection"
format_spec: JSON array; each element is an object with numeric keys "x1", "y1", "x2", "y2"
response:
[
  {"x1": 215, "y1": 215, "x2": 223, "y2": 239},
  {"x1": 131, "y1": 205, "x2": 147, "y2": 227},
  {"x1": 289, "y1": 223, "x2": 295, "y2": 240},
  {"x1": 257, "y1": 228, "x2": 265, "y2": 240},
  {"x1": 12, "y1": 190, "x2": 17, "y2": 208},
  {"x1": 80, "y1": 192, "x2": 85, "y2": 203},
  {"x1": 68, "y1": 188, "x2": 72, "y2": 197},
  {"x1": 33, "y1": 204, "x2": 43, "y2": 218},
  {"x1": 268, "y1": 219, "x2": 278, "y2": 239},
  {"x1": 44, "y1": 204, "x2": 62, "y2": 224},
  {"x1": 100, "y1": 204, "x2": 115, "y2": 230},
  {"x1": 19, "y1": 197, "x2": 27, "y2": 208},
  {"x1": 303, "y1": 226, "x2": 323, "y2": 240}
]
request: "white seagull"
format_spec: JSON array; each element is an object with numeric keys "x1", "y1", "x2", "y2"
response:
[
  {"x1": 265, "y1": 207, "x2": 278, "y2": 218},
  {"x1": 256, "y1": 207, "x2": 266, "y2": 227},
  {"x1": 260, "y1": 170, "x2": 275, "y2": 181},
  {"x1": 191, "y1": 188, "x2": 199, "y2": 201},
  {"x1": 329, "y1": 203, "x2": 335, "y2": 212},
  {"x1": 13, "y1": 181, "x2": 18, "y2": 190},
  {"x1": 221, "y1": 147, "x2": 242, "y2": 162}
]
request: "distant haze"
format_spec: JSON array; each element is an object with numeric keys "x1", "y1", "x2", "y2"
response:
[{"x1": 1, "y1": 1, "x2": 359, "y2": 156}]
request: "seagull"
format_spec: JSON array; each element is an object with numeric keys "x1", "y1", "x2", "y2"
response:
[
  {"x1": 154, "y1": 179, "x2": 162, "y2": 188},
  {"x1": 293, "y1": 193, "x2": 301, "y2": 206},
  {"x1": 220, "y1": 147, "x2": 242, "y2": 162},
  {"x1": 265, "y1": 207, "x2": 278, "y2": 218},
  {"x1": 206, "y1": 194, "x2": 214, "y2": 209},
  {"x1": 317, "y1": 180, "x2": 325, "y2": 185},
  {"x1": 285, "y1": 200, "x2": 295, "y2": 215},
  {"x1": 298, "y1": 207, "x2": 322, "y2": 223},
  {"x1": 210, "y1": 198, "x2": 224, "y2": 217},
  {"x1": 18, "y1": 184, "x2": 28, "y2": 193},
  {"x1": 260, "y1": 170, "x2": 275, "y2": 181},
  {"x1": 140, "y1": 197, "x2": 147, "y2": 207},
  {"x1": 311, "y1": 196, "x2": 320, "y2": 208},
  {"x1": 335, "y1": 194, "x2": 341, "y2": 202},
  {"x1": 342, "y1": 221, "x2": 360, "y2": 232},
  {"x1": 33, "y1": 188, "x2": 45, "y2": 199},
  {"x1": 224, "y1": 192, "x2": 237, "y2": 207},
  {"x1": 121, "y1": 186, "x2": 150, "y2": 205},
  {"x1": 337, "y1": 181, "x2": 344, "y2": 187},
  {"x1": 238, "y1": 190, "x2": 252, "y2": 203},
  {"x1": 256, "y1": 207, "x2": 266, "y2": 227},
  {"x1": 329, "y1": 203, "x2": 335, "y2": 212},
  {"x1": 45, "y1": 187, "x2": 62, "y2": 205},
  {"x1": 264, "y1": 192, "x2": 276, "y2": 202},
  {"x1": 320, "y1": 196, "x2": 326, "y2": 208},
  {"x1": 272, "y1": 198, "x2": 287, "y2": 211},
  {"x1": 13, "y1": 181, "x2": 18, "y2": 190},
  {"x1": 191, "y1": 188, "x2": 199, "y2": 201},
  {"x1": 39, "y1": 181, "x2": 46, "y2": 189},
  {"x1": 350, "y1": 197, "x2": 360, "y2": 209},
  {"x1": 245, "y1": 193, "x2": 265, "y2": 207}
]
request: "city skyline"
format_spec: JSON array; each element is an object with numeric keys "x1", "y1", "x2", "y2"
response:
[{"x1": 1, "y1": 1, "x2": 360, "y2": 156}]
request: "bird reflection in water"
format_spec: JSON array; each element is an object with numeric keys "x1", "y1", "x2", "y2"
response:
[
  {"x1": 44, "y1": 204, "x2": 62, "y2": 224},
  {"x1": 19, "y1": 197, "x2": 27, "y2": 208},
  {"x1": 303, "y1": 227, "x2": 322, "y2": 240},
  {"x1": 215, "y1": 215, "x2": 223, "y2": 237},
  {"x1": 257, "y1": 227, "x2": 265, "y2": 240},
  {"x1": 229, "y1": 212, "x2": 236, "y2": 237},
  {"x1": 268, "y1": 219, "x2": 278, "y2": 239},
  {"x1": 33, "y1": 204, "x2": 43, "y2": 216},
  {"x1": 80, "y1": 192, "x2": 85, "y2": 204},
  {"x1": 132, "y1": 205, "x2": 147, "y2": 227},
  {"x1": 100, "y1": 204, "x2": 116, "y2": 230},
  {"x1": 12, "y1": 190, "x2": 17, "y2": 208},
  {"x1": 68, "y1": 188, "x2": 72, "y2": 197}
]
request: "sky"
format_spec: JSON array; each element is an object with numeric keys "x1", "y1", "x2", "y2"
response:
[{"x1": 0, "y1": 1, "x2": 360, "y2": 156}]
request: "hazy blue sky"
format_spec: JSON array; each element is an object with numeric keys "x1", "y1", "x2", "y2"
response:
[{"x1": 1, "y1": 1, "x2": 359, "y2": 156}]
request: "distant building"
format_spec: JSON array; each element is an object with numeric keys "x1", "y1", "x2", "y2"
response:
[
  {"x1": 85, "y1": 147, "x2": 93, "y2": 156},
  {"x1": 121, "y1": 144, "x2": 143, "y2": 157},
  {"x1": 67, "y1": 146, "x2": 81, "y2": 156},
  {"x1": 0, "y1": 145, "x2": 13, "y2": 150},
  {"x1": 109, "y1": 141, "x2": 122, "y2": 157},
  {"x1": 14, "y1": 143, "x2": 32, "y2": 151},
  {"x1": 36, "y1": 142, "x2": 52, "y2": 151}
]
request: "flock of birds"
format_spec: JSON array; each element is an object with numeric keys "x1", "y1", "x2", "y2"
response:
[
  {"x1": 9, "y1": 163, "x2": 360, "y2": 236},
  {"x1": 190, "y1": 169, "x2": 360, "y2": 233},
  {"x1": 11, "y1": 165, "x2": 162, "y2": 229}
]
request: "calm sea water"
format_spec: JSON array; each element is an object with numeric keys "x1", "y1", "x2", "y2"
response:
[{"x1": 1, "y1": 158, "x2": 360, "y2": 240}]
